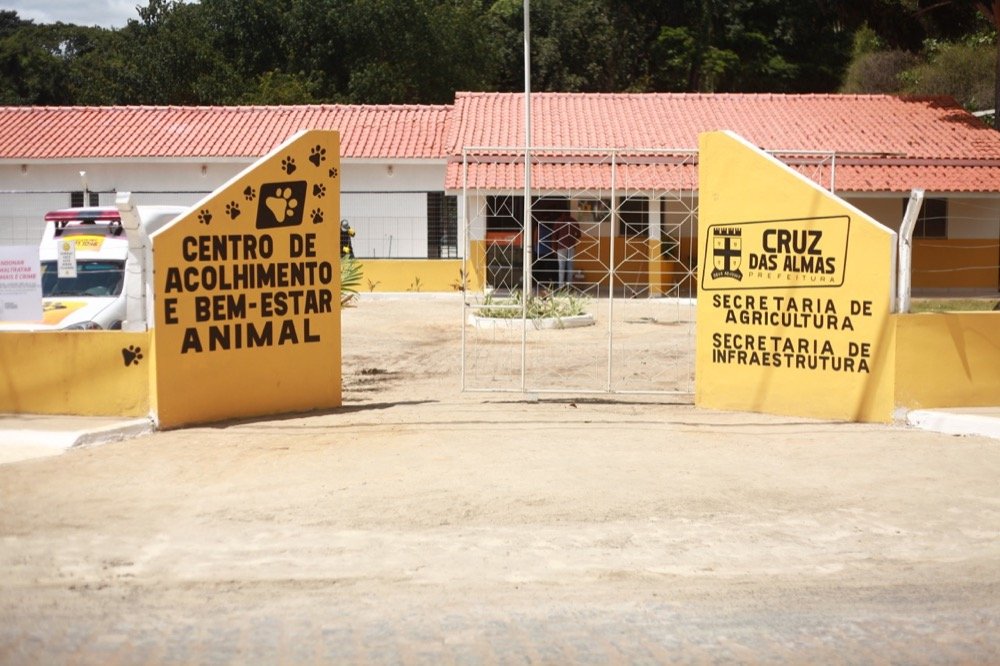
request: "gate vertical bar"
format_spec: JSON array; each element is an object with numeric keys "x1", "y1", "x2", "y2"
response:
[
  {"x1": 460, "y1": 148, "x2": 469, "y2": 391},
  {"x1": 520, "y1": 0, "x2": 533, "y2": 392},
  {"x1": 606, "y1": 150, "x2": 617, "y2": 392}
]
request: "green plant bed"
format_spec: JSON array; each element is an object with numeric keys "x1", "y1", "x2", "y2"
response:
[
  {"x1": 468, "y1": 289, "x2": 595, "y2": 330},
  {"x1": 909, "y1": 298, "x2": 999, "y2": 313}
]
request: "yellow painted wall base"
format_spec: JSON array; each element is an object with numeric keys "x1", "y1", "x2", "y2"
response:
[
  {"x1": 0, "y1": 331, "x2": 151, "y2": 416},
  {"x1": 895, "y1": 312, "x2": 1000, "y2": 408},
  {"x1": 360, "y1": 259, "x2": 473, "y2": 293}
]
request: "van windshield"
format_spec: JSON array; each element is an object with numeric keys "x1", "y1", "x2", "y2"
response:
[{"x1": 40, "y1": 260, "x2": 125, "y2": 297}]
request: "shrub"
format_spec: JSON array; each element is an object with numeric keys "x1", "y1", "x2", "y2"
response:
[{"x1": 474, "y1": 289, "x2": 589, "y2": 320}]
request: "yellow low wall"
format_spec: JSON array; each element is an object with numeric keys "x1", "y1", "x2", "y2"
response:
[
  {"x1": 0, "y1": 331, "x2": 151, "y2": 416},
  {"x1": 359, "y1": 259, "x2": 476, "y2": 293},
  {"x1": 895, "y1": 312, "x2": 1000, "y2": 409}
]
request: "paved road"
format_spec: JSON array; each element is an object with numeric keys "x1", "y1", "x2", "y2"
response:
[
  {"x1": 2, "y1": 581, "x2": 999, "y2": 664},
  {"x1": 2, "y1": 298, "x2": 999, "y2": 664}
]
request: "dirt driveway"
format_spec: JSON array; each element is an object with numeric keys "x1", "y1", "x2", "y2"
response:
[{"x1": 1, "y1": 296, "x2": 999, "y2": 663}]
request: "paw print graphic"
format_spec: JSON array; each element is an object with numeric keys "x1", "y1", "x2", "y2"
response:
[
  {"x1": 225, "y1": 202, "x2": 241, "y2": 220},
  {"x1": 198, "y1": 209, "x2": 212, "y2": 225},
  {"x1": 312, "y1": 183, "x2": 326, "y2": 198},
  {"x1": 309, "y1": 145, "x2": 327, "y2": 167},
  {"x1": 243, "y1": 185, "x2": 256, "y2": 201},
  {"x1": 121, "y1": 345, "x2": 143, "y2": 367},
  {"x1": 328, "y1": 166, "x2": 338, "y2": 179},
  {"x1": 264, "y1": 187, "x2": 299, "y2": 224},
  {"x1": 311, "y1": 208, "x2": 324, "y2": 224},
  {"x1": 281, "y1": 156, "x2": 297, "y2": 175}
]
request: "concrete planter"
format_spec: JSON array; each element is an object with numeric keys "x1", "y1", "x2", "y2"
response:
[{"x1": 466, "y1": 312, "x2": 595, "y2": 331}]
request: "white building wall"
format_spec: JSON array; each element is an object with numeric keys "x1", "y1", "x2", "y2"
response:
[
  {"x1": 846, "y1": 194, "x2": 1000, "y2": 239},
  {"x1": 0, "y1": 161, "x2": 237, "y2": 245},
  {"x1": 845, "y1": 196, "x2": 902, "y2": 231},
  {"x1": 0, "y1": 159, "x2": 450, "y2": 255},
  {"x1": 341, "y1": 162, "x2": 446, "y2": 258},
  {"x1": 948, "y1": 197, "x2": 1000, "y2": 239}
]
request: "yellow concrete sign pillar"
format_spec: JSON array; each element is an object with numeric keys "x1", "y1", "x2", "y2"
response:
[
  {"x1": 696, "y1": 131, "x2": 897, "y2": 423},
  {"x1": 151, "y1": 130, "x2": 342, "y2": 428}
]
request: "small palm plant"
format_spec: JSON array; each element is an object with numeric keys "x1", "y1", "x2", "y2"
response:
[{"x1": 341, "y1": 256, "x2": 363, "y2": 307}]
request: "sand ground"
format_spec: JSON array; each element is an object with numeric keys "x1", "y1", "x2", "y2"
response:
[{"x1": 1, "y1": 296, "x2": 999, "y2": 663}]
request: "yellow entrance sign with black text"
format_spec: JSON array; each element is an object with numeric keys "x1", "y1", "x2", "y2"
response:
[
  {"x1": 696, "y1": 131, "x2": 897, "y2": 423},
  {"x1": 151, "y1": 130, "x2": 341, "y2": 428},
  {"x1": 705, "y1": 216, "x2": 850, "y2": 289}
]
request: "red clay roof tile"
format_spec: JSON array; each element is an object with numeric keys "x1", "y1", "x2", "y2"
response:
[
  {"x1": 446, "y1": 92, "x2": 1000, "y2": 193},
  {"x1": 1, "y1": 95, "x2": 998, "y2": 193},
  {"x1": 0, "y1": 105, "x2": 451, "y2": 160}
]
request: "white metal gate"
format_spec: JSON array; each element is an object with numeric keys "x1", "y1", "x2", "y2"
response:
[{"x1": 460, "y1": 148, "x2": 699, "y2": 397}]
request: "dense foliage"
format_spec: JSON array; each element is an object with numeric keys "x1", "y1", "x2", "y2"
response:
[{"x1": 0, "y1": 0, "x2": 995, "y2": 118}]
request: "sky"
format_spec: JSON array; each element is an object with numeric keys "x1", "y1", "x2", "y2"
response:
[{"x1": 2, "y1": 0, "x2": 154, "y2": 28}]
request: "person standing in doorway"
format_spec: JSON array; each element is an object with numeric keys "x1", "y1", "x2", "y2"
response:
[{"x1": 553, "y1": 210, "x2": 581, "y2": 289}]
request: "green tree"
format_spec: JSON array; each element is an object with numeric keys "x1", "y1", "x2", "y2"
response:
[
  {"x1": 243, "y1": 70, "x2": 318, "y2": 104},
  {"x1": 0, "y1": 0, "x2": 994, "y2": 108},
  {"x1": 119, "y1": 0, "x2": 243, "y2": 104},
  {"x1": 841, "y1": 26, "x2": 920, "y2": 94},
  {"x1": 564, "y1": 0, "x2": 852, "y2": 94},
  {"x1": 837, "y1": 0, "x2": 997, "y2": 119},
  {"x1": 649, "y1": 25, "x2": 737, "y2": 92},
  {"x1": 527, "y1": 0, "x2": 620, "y2": 91},
  {"x1": 336, "y1": 0, "x2": 494, "y2": 103},
  {"x1": 486, "y1": 0, "x2": 649, "y2": 93},
  {"x1": 200, "y1": 0, "x2": 291, "y2": 78},
  {"x1": 281, "y1": 0, "x2": 350, "y2": 101},
  {"x1": 0, "y1": 16, "x2": 112, "y2": 104},
  {"x1": 905, "y1": 37, "x2": 996, "y2": 110},
  {"x1": 972, "y1": 0, "x2": 1000, "y2": 118}
]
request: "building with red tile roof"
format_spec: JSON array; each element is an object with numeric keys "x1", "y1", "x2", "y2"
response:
[
  {"x1": 445, "y1": 92, "x2": 1000, "y2": 193},
  {"x1": 0, "y1": 94, "x2": 997, "y2": 292},
  {"x1": 0, "y1": 104, "x2": 453, "y2": 258},
  {"x1": 444, "y1": 92, "x2": 1000, "y2": 294}
]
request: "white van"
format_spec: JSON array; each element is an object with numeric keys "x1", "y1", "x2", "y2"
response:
[{"x1": 4, "y1": 205, "x2": 186, "y2": 330}]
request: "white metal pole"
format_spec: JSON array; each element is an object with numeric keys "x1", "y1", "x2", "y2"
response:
[
  {"x1": 115, "y1": 191, "x2": 147, "y2": 332},
  {"x1": 521, "y1": 0, "x2": 532, "y2": 391},
  {"x1": 607, "y1": 151, "x2": 617, "y2": 392},
  {"x1": 461, "y1": 148, "x2": 469, "y2": 390},
  {"x1": 898, "y1": 188, "x2": 925, "y2": 314}
]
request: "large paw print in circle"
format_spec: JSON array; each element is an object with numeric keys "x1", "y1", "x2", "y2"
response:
[
  {"x1": 281, "y1": 156, "x2": 297, "y2": 175},
  {"x1": 265, "y1": 187, "x2": 299, "y2": 224}
]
